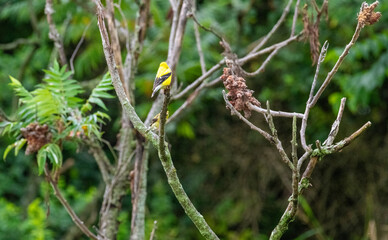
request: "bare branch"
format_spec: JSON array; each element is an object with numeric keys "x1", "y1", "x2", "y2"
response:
[
  {"x1": 324, "y1": 97, "x2": 346, "y2": 146},
  {"x1": 149, "y1": 220, "x2": 158, "y2": 240},
  {"x1": 325, "y1": 121, "x2": 372, "y2": 153},
  {"x1": 45, "y1": 0, "x2": 68, "y2": 66},
  {"x1": 222, "y1": 91, "x2": 273, "y2": 143},
  {"x1": 300, "y1": 18, "x2": 366, "y2": 151},
  {"x1": 297, "y1": 151, "x2": 311, "y2": 172},
  {"x1": 70, "y1": 22, "x2": 91, "y2": 74},
  {"x1": 248, "y1": 103, "x2": 303, "y2": 119},
  {"x1": 242, "y1": 47, "x2": 281, "y2": 77},
  {"x1": 238, "y1": 33, "x2": 301, "y2": 65},
  {"x1": 308, "y1": 40, "x2": 329, "y2": 102},
  {"x1": 250, "y1": 0, "x2": 293, "y2": 53},
  {"x1": 170, "y1": 0, "x2": 190, "y2": 68},
  {"x1": 172, "y1": 60, "x2": 224, "y2": 100},
  {"x1": 291, "y1": 0, "x2": 301, "y2": 36},
  {"x1": 189, "y1": 11, "x2": 223, "y2": 41},
  {"x1": 310, "y1": 22, "x2": 363, "y2": 107},
  {"x1": 105, "y1": 0, "x2": 129, "y2": 98},
  {"x1": 157, "y1": 89, "x2": 220, "y2": 240},
  {"x1": 44, "y1": 166, "x2": 98, "y2": 240},
  {"x1": 86, "y1": 139, "x2": 113, "y2": 184},
  {"x1": 168, "y1": 1, "x2": 182, "y2": 61},
  {"x1": 0, "y1": 38, "x2": 38, "y2": 50},
  {"x1": 265, "y1": 101, "x2": 294, "y2": 170},
  {"x1": 193, "y1": 16, "x2": 206, "y2": 74}
]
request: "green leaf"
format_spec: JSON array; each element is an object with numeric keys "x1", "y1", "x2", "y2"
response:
[
  {"x1": 81, "y1": 72, "x2": 114, "y2": 113},
  {"x1": 9, "y1": 76, "x2": 33, "y2": 101},
  {"x1": 37, "y1": 143, "x2": 63, "y2": 175},
  {"x1": 88, "y1": 97, "x2": 108, "y2": 110},
  {"x1": 37, "y1": 148, "x2": 47, "y2": 175},
  {"x1": 14, "y1": 138, "x2": 27, "y2": 156},
  {"x1": 3, "y1": 145, "x2": 14, "y2": 161},
  {"x1": 3, "y1": 138, "x2": 27, "y2": 161}
]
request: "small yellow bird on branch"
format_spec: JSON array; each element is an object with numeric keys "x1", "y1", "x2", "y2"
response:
[
  {"x1": 150, "y1": 111, "x2": 169, "y2": 132},
  {"x1": 151, "y1": 62, "x2": 172, "y2": 98}
]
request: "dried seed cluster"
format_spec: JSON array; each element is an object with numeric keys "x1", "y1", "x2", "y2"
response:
[
  {"x1": 358, "y1": 1, "x2": 381, "y2": 27},
  {"x1": 21, "y1": 123, "x2": 52, "y2": 155},
  {"x1": 221, "y1": 67, "x2": 260, "y2": 118}
]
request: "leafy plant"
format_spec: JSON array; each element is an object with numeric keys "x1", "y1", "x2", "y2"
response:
[{"x1": 1, "y1": 61, "x2": 114, "y2": 174}]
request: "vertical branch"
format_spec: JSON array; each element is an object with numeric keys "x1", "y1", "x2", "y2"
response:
[
  {"x1": 270, "y1": 117, "x2": 299, "y2": 240},
  {"x1": 105, "y1": 0, "x2": 129, "y2": 98},
  {"x1": 130, "y1": 136, "x2": 149, "y2": 240},
  {"x1": 157, "y1": 89, "x2": 220, "y2": 240},
  {"x1": 291, "y1": 0, "x2": 301, "y2": 36},
  {"x1": 45, "y1": 0, "x2": 68, "y2": 66},
  {"x1": 300, "y1": 41, "x2": 328, "y2": 151},
  {"x1": 192, "y1": 0, "x2": 206, "y2": 74}
]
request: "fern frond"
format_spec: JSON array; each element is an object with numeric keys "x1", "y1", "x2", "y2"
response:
[
  {"x1": 81, "y1": 72, "x2": 115, "y2": 113},
  {"x1": 9, "y1": 76, "x2": 33, "y2": 103},
  {"x1": 42, "y1": 61, "x2": 84, "y2": 109},
  {"x1": 30, "y1": 88, "x2": 62, "y2": 123}
]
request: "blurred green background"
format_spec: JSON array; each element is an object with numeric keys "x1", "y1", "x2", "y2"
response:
[{"x1": 0, "y1": 0, "x2": 387, "y2": 239}]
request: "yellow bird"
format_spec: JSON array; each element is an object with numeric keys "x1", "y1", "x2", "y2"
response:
[
  {"x1": 150, "y1": 111, "x2": 169, "y2": 132},
  {"x1": 151, "y1": 62, "x2": 172, "y2": 98}
]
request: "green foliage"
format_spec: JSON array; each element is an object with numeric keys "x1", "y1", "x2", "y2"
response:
[
  {"x1": 328, "y1": 30, "x2": 388, "y2": 113},
  {"x1": 37, "y1": 143, "x2": 62, "y2": 175},
  {"x1": 0, "y1": 198, "x2": 53, "y2": 240},
  {"x1": 1, "y1": 62, "x2": 114, "y2": 175},
  {"x1": 3, "y1": 138, "x2": 26, "y2": 160},
  {"x1": 81, "y1": 72, "x2": 115, "y2": 113}
]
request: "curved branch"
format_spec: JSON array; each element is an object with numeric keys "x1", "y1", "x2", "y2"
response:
[{"x1": 44, "y1": 166, "x2": 98, "y2": 240}]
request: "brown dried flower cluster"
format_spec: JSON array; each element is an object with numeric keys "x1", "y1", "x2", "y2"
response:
[
  {"x1": 21, "y1": 123, "x2": 52, "y2": 155},
  {"x1": 302, "y1": 1, "x2": 328, "y2": 65},
  {"x1": 358, "y1": 1, "x2": 381, "y2": 27},
  {"x1": 221, "y1": 67, "x2": 260, "y2": 118}
]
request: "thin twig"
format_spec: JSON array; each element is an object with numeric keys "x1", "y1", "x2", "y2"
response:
[
  {"x1": 70, "y1": 22, "x2": 91, "y2": 74},
  {"x1": 310, "y1": 22, "x2": 363, "y2": 107},
  {"x1": 299, "y1": 41, "x2": 329, "y2": 151},
  {"x1": 324, "y1": 97, "x2": 346, "y2": 146},
  {"x1": 238, "y1": 33, "x2": 301, "y2": 65},
  {"x1": 265, "y1": 101, "x2": 295, "y2": 170},
  {"x1": 0, "y1": 38, "x2": 38, "y2": 50},
  {"x1": 193, "y1": 15, "x2": 206, "y2": 74},
  {"x1": 223, "y1": 91, "x2": 273, "y2": 142},
  {"x1": 189, "y1": 12, "x2": 223, "y2": 41},
  {"x1": 44, "y1": 166, "x2": 98, "y2": 240},
  {"x1": 309, "y1": 40, "x2": 329, "y2": 102},
  {"x1": 300, "y1": 21, "x2": 364, "y2": 151},
  {"x1": 86, "y1": 139, "x2": 113, "y2": 184},
  {"x1": 248, "y1": 103, "x2": 304, "y2": 119},
  {"x1": 149, "y1": 220, "x2": 158, "y2": 240},
  {"x1": 242, "y1": 47, "x2": 281, "y2": 77},
  {"x1": 45, "y1": 0, "x2": 68, "y2": 66},
  {"x1": 297, "y1": 151, "x2": 311, "y2": 172},
  {"x1": 250, "y1": 0, "x2": 293, "y2": 53},
  {"x1": 172, "y1": 60, "x2": 224, "y2": 100},
  {"x1": 291, "y1": 0, "x2": 301, "y2": 36},
  {"x1": 167, "y1": 1, "x2": 183, "y2": 61}
]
